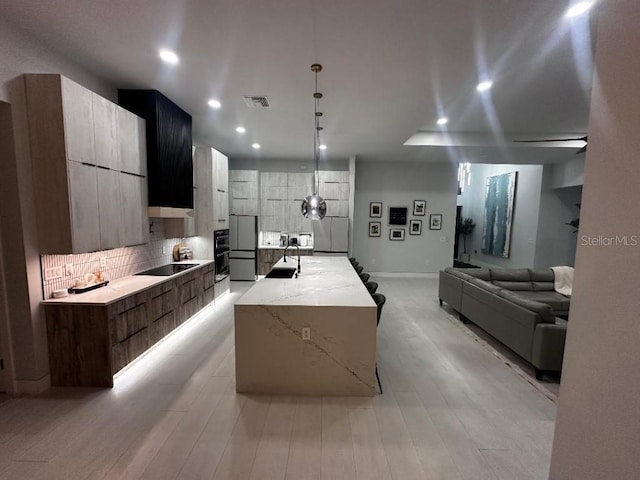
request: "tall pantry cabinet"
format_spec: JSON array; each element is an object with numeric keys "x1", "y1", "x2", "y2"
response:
[{"x1": 25, "y1": 74, "x2": 148, "y2": 254}]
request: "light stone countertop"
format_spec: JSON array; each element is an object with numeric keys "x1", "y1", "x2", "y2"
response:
[
  {"x1": 235, "y1": 256, "x2": 374, "y2": 307},
  {"x1": 42, "y1": 260, "x2": 214, "y2": 306}
]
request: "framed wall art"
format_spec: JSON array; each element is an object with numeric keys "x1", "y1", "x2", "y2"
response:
[
  {"x1": 370, "y1": 202, "x2": 382, "y2": 218},
  {"x1": 410, "y1": 219, "x2": 422, "y2": 235},
  {"x1": 429, "y1": 214, "x2": 442, "y2": 230},
  {"x1": 369, "y1": 221, "x2": 381, "y2": 237},
  {"x1": 481, "y1": 171, "x2": 518, "y2": 258},
  {"x1": 389, "y1": 228, "x2": 405, "y2": 241},
  {"x1": 388, "y1": 207, "x2": 408, "y2": 225},
  {"x1": 413, "y1": 200, "x2": 426, "y2": 216}
]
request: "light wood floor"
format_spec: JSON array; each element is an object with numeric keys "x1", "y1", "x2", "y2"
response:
[{"x1": 0, "y1": 277, "x2": 557, "y2": 480}]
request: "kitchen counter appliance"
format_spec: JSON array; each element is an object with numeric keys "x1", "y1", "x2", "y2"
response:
[
  {"x1": 214, "y1": 229, "x2": 230, "y2": 282},
  {"x1": 135, "y1": 263, "x2": 198, "y2": 276}
]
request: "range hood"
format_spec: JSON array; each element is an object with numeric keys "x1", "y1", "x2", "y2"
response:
[
  {"x1": 147, "y1": 207, "x2": 194, "y2": 218},
  {"x1": 118, "y1": 90, "x2": 194, "y2": 217}
]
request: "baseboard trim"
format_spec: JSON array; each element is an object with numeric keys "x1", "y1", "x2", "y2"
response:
[
  {"x1": 370, "y1": 272, "x2": 438, "y2": 279},
  {"x1": 15, "y1": 374, "x2": 51, "y2": 395}
]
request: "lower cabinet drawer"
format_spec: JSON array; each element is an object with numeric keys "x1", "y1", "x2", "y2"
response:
[
  {"x1": 114, "y1": 302, "x2": 148, "y2": 343},
  {"x1": 111, "y1": 327, "x2": 150, "y2": 374},
  {"x1": 178, "y1": 296, "x2": 201, "y2": 325},
  {"x1": 149, "y1": 311, "x2": 176, "y2": 344}
]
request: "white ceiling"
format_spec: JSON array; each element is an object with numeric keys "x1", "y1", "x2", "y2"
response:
[{"x1": 0, "y1": 0, "x2": 597, "y2": 164}]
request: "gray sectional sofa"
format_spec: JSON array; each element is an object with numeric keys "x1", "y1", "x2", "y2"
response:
[{"x1": 439, "y1": 267, "x2": 569, "y2": 380}]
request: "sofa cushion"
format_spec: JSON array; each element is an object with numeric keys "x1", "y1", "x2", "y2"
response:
[
  {"x1": 467, "y1": 277, "x2": 503, "y2": 295},
  {"x1": 529, "y1": 269, "x2": 554, "y2": 282},
  {"x1": 531, "y1": 282, "x2": 555, "y2": 291},
  {"x1": 492, "y1": 281, "x2": 534, "y2": 291},
  {"x1": 529, "y1": 269, "x2": 556, "y2": 291},
  {"x1": 444, "y1": 267, "x2": 474, "y2": 281},
  {"x1": 490, "y1": 268, "x2": 531, "y2": 282},
  {"x1": 463, "y1": 268, "x2": 491, "y2": 281},
  {"x1": 497, "y1": 290, "x2": 556, "y2": 324},
  {"x1": 516, "y1": 291, "x2": 571, "y2": 313}
]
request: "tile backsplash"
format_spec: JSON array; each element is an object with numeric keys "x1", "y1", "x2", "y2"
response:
[{"x1": 40, "y1": 220, "x2": 197, "y2": 299}]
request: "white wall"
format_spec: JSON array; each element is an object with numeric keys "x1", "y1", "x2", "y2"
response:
[
  {"x1": 353, "y1": 161, "x2": 457, "y2": 274},
  {"x1": 550, "y1": 2, "x2": 640, "y2": 478},
  {"x1": 0, "y1": 18, "x2": 117, "y2": 391},
  {"x1": 534, "y1": 166, "x2": 582, "y2": 268},
  {"x1": 457, "y1": 163, "x2": 543, "y2": 269},
  {"x1": 547, "y1": 156, "x2": 585, "y2": 189}
]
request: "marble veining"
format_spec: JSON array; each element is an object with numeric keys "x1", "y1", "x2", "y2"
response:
[
  {"x1": 234, "y1": 256, "x2": 377, "y2": 396},
  {"x1": 259, "y1": 304, "x2": 374, "y2": 389}
]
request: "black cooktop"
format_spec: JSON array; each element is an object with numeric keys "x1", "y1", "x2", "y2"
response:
[{"x1": 135, "y1": 263, "x2": 198, "y2": 276}]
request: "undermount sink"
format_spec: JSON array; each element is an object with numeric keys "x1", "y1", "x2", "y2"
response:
[{"x1": 265, "y1": 267, "x2": 297, "y2": 279}]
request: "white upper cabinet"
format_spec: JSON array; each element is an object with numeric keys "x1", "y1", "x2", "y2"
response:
[
  {"x1": 195, "y1": 146, "x2": 229, "y2": 240},
  {"x1": 119, "y1": 172, "x2": 148, "y2": 246},
  {"x1": 213, "y1": 150, "x2": 229, "y2": 228},
  {"x1": 92, "y1": 93, "x2": 118, "y2": 169},
  {"x1": 117, "y1": 107, "x2": 147, "y2": 176},
  {"x1": 230, "y1": 170, "x2": 258, "y2": 216},
  {"x1": 67, "y1": 161, "x2": 101, "y2": 252},
  {"x1": 61, "y1": 76, "x2": 95, "y2": 164},
  {"x1": 97, "y1": 167, "x2": 122, "y2": 250},
  {"x1": 25, "y1": 74, "x2": 149, "y2": 254}
]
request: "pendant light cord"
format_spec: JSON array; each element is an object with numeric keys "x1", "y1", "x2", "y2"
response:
[{"x1": 313, "y1": 65, "x2": 321, "y2": 195}]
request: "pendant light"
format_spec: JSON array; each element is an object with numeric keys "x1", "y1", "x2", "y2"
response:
[{"x1": 301, "y1": 63, "x2": 327, "y2": 220}]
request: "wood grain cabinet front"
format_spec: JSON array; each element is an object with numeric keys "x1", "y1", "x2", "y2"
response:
[{"x1": 45, "y1": 263, "x2": 214, "y2": 387}]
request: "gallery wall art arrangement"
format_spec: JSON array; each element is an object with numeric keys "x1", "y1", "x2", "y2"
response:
[{"x1": 481, "y1": 171, "x2": 517, "y2": 258}]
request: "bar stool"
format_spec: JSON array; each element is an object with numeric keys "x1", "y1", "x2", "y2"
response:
[
  {"x1": 349, "y1": 257, "x2": 358, "y2": 265},
  {"x1": 359, "y1": 273, "x2": 370, "y2": 283},
  {"x1": 372, "y1": 293, "x2": 386, "y2": 394},
  {"x1": 355, "y1": 265, "x2": 364, "y2": 275},
  {"x1": 366, "y1": 281, "x2": 378, "y2": 294}
]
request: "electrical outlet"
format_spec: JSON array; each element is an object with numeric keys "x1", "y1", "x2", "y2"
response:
[
  {"x1": 425, "y1": 259, "x2": 430, "y2": 266},
  {"x1": 100, "y1": 257, "x2": 108, "y2": 268},
  {"x1": 44, "y1": 266, "x2": 63, "y2": 281},
  {"x1": 440, "y1": 236, "x2": 447, "y2": 243},
  {"x1": 162, "y1": 245, "x2": 170, "y2": 255},
  {"x1": 302, "y1": 327, "x2": 311, "y2": 341},
  {"x1": 65, "y1": 263, "x2": 74, "y2": 276},
  {"x1": 371, "y1": 258, "x2": 376, "y2": 265}
]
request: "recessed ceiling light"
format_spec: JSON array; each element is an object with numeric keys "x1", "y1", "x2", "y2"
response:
[
  {"x1": 207, "y1": 99, "x2": 222, "y2": 109},
  {"x1": 319, "y1": 144, "x2": 327, "y2": 150},
  {"x1": 476, "y1": 81, "x2": 493, "y2": 92},
  {"x1": 437, "y1": 117, "x2": 449, "y2": 126},
  {"x1": 565, "y1": 1, "x2": 595, "y2": 18},
  {"x1": 236, "y1": 126, "x2": 246, "y2": 134},
  {"x1": 159, "y1": 49, "x2": 179, "y2": 65},
  {"x1": 252, "y1": 143, "x2": 260, "y2": 149}
]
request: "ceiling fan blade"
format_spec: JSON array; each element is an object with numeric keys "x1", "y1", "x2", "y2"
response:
[{"x1": 514, "y1": 135, "x2": 588, "y2": 143}]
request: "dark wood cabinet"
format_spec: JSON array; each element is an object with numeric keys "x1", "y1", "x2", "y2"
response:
[
  {"x1": 258, "y1": 248, "x2": 314, "y2": 275},
  {"x1": 45, "y1": 263, "x2": 214, "y2": 387},
  {"x1": 118, "y1": 89, "x2": 193, "y2": 209}
]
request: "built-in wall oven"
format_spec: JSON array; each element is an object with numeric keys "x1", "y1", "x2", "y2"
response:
[{"x1": 214, "y1": 229, "x2": 230, "y2": 282}]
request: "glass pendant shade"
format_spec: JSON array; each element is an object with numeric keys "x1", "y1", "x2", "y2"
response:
[{"x1": 301, "y1": 194, "x2": 326, "y2": 220}]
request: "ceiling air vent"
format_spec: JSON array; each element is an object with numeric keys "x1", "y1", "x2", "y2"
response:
[{"x1": 242, "y1": 95, "x2": 271, "y2": 108}]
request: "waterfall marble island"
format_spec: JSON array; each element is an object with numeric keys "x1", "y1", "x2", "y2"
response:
[{"x1": 234, "y1": 256, "x2": 377, "y2": 396}]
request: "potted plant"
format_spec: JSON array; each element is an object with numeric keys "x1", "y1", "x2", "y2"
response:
[
  {"x1": 565, "y1": 203, "x2": 581, "y2": 233},
  {"x1": 457, "y1": 217, "x2": 476, "y2": 262}
]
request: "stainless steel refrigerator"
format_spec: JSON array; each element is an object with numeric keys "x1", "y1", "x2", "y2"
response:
[{"x1": 229, "y1": 215, "x2": 257, "y2": 280}]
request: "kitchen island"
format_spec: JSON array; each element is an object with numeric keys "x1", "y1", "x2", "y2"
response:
[{"x1": 235, "y1": 256, "x2": 377, "y2": 396}]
